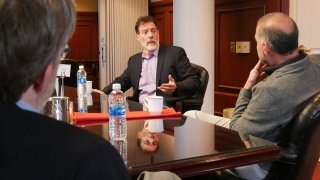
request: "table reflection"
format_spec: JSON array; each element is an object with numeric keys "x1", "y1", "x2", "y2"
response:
[
  {"x1": 110, "y1": 139, "x2": 128, "y2": 165},
  {"x1": 137, "y1": 120, "x2": 162, "y2": 152},
  {"x1": 79, "y1": 116, "x2": 279, "y2": 178},
  {"x1": 175, "y1": 116, "x2": 215, "y2": 159}
]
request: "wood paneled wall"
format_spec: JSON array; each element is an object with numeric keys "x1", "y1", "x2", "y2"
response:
[
  {"x1": 149, "y1": 0, "x2": 173, "y2": 46},
  {"x1": 68, "y1": 12, "x2": 98, "y2": 60},
  {"x1": 214, "y1": 0, "x2": 289, "y2": 115},
  {"x1": 66, "y1": 12, "x2": 99, "y2": 89}
]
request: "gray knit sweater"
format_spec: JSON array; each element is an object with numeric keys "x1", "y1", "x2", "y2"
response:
[{"x1": 230, "y1": 54, "x2": 320, "y2": 143}]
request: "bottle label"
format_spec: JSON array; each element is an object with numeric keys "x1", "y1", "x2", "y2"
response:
[
  {"x1": 109, "y1": 104, "x2": 126, "y2": 117},
  {"x1": 109, "y1": 105, "x2": 116, "y2": 116},
  {"x1": 77, "y1": 77, "x2": 87, "y2": 96},
  {"x1": 117, "y1": 105, "x2": 126, "y2": 116},
  {"x1": 77, "y1": 77, "x2": 86, "y2": 84}
]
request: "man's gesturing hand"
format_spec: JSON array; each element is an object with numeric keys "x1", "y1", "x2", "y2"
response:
[{"x1": 157, "y1": 75, "x2": 177, "y2": 94}]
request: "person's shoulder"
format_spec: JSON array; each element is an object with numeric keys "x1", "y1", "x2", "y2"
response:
[
  {"x1": 159, "y1": 44, "x2": 186, "y2": 56},
  {"x1": 0, "y1": 105, "x2": 129, "y2": 179},
  {"x1": 307, "y1": 53, "x2": 320, "y2": 65},
  {"x1": 3, "y1": 104, "x2": 120, "y2": 160},
  {"x1": 0, "y1": 104, "x2": 55, "y2": 126},
  {"x1": 160, "y1": 44, "x2": 184, "y2": 51},
  {"x1": 1, "y1": 104, "x2": 106, "y2": 146},
  {"x1": 40, "y1": 114, "x2": 107, "y2": 147},
  {"x1": 127, "y1": 52, "x2": 143, "y2": 65},
  {"x1": 129, "y1": 51, "x2": 143, "y2": 60}
]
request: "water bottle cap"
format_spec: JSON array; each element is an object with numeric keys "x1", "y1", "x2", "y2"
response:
[
  {"x1": 112, "y1": 83, "x2": 121, "y2": 90},
  {"x1": 79, "y1": 65, "x2": 84, "y2": 70}
]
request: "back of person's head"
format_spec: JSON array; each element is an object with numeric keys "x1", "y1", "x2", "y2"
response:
[
  {"x1": 135, "y1": 15, "x2": 157, "y2": 34},
  {"x1": 0, "y1": 0, "x2": 76, "y2": 105},
  {"x1": 257, "y1": 12, "x2": 299, "y2": 56}
]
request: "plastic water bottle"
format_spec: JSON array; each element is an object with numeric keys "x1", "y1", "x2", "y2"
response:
[
  {"x1": 77, "y1": 65, "x2": 88, "y2": 113},
  {"x1": 108, "y1": 83, "x2": 127, "y2": 140}
]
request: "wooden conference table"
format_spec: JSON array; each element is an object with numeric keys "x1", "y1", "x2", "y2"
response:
[{"x1": 75, "y1": 114, "x2": 280, "y2": 179}]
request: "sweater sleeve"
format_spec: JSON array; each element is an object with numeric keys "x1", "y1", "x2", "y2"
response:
[{"x1": 229, "y1": 86, "x2": 282, "y2": 142}]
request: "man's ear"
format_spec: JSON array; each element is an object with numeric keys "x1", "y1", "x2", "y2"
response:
[
  {"x1": 262, "y1": 41, "x2": 272, "y2": 55},
  {"x1": 33, "y1": 63, "x2": 56, "y2": 92}
]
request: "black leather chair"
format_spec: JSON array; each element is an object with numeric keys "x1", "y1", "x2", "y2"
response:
[
  {"x1": 174, "y1": 63, "x2": 209, "y2": 114},
  {"x1": 265, "y1": 91, "x2": 320, "y2": 180}
]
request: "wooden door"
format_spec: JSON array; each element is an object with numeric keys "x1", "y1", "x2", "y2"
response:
[
  {"x1": 214, "y1": 0, "x2": 289, "y2": 115},
  {"x1": 149, "y1": 0, "x2": 173, "y2": 46},
  {"x1": 66, "y1": 12, "x2": 99, "y2": 89}
]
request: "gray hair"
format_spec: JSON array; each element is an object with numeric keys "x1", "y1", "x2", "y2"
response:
[
  {"x1": 0, "y1": 0, "x2": 76, "y2": 104},
  {"x1": 257, "y1": 12, "x2": 299, "y2": 55}
]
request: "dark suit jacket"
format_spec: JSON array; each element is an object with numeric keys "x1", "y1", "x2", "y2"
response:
[
  {"x1": 0, "y1": 104, "x2": 130, "y2": 180},
  {"x1": 102, "y1": 45, "x2": 200, "y2": 105}
]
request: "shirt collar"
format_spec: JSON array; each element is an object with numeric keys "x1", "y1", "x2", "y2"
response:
[
  {"x1": 16, "y1": 100, "x2": 40, "y2": 113},
  {"x1": 142, "y1": 46, "x2": 159, "y2": 60},
  {"x1": 264, "y1": 51, "x2": 307, "y2": 75}
]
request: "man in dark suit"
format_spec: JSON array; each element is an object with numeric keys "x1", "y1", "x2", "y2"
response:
[
  {"x1": 0, "y1": 1, "x2": 129, "y2": 179},
  {"x1": 102, "y1": 16, "x2": 200, "y2": 107}
]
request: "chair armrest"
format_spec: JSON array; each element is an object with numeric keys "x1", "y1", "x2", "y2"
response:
[
  {"x1": 165, "y1": 96, "x2": 187, "y2": 105},
  {"x1": 278, "y1": 148, "x2": 298, "y2": 164},
  {"x1": 180, "y1": 99, "x2": 203, "y2": 106},
  {"x1": 175, "y1": 98, "x2": 203, "y2": 113}
]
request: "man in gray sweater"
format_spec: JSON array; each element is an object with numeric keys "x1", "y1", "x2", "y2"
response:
[
  {"x1": 185, "y1": 12, "x2": 320, "y2": 179},
  {"x1": 230, "y1": 13, "x2": 320, "y2": 145},
  {"x1": 229, "y1": 12, "x2": 320, "y2": 179}
]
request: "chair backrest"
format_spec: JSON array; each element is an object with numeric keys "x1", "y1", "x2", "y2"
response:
[
  {"x1": 267, "y1": 91, "x2": 320, "y2": 180},
  {"x1": 190, "y1": 63, "x2": 209, "y2": 100},
  {"x1": 60, "y1": 59, "x2": 80, "y2": 88},
  {"x1": 174, "y1": 63, "x2": 209, "y2": 113}
]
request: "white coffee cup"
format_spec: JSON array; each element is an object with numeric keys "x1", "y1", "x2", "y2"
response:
[
  {"x1": 144, "y1": 96, "x2": 163, "y2": 114},
  {"x1": 87, "y1": 94, "x2": 93, "y2": 106},
  {"x1": 86, "y1": 81, "x2": 93, "y2": 106},
  {"x1": 145, "y1": 119, "x2": 164, "y2": 133},
  {"x1": 86, "y1": 81, "x2": 92, "y2": 94}
]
